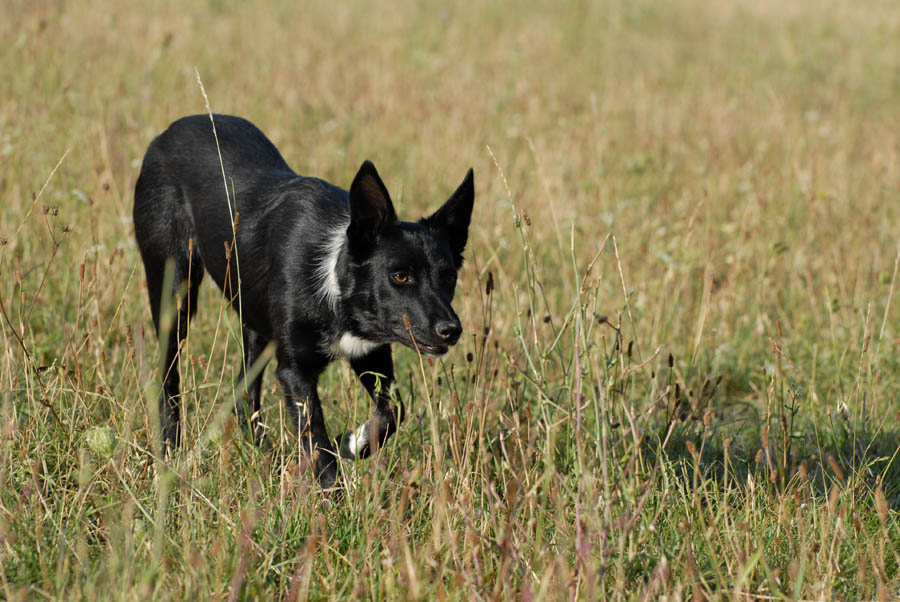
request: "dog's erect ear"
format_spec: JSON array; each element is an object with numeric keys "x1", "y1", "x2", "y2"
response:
[
  {"x1": 423, "y1": 168, "x2": 474, "y2": 266},
  {"x1": 348, "y1": 161, "x2": 398, "y2": 251}
]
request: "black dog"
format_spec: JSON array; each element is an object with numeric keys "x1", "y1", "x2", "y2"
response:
[{"x1": 133, "y1": 115, "x2": 473, "y2": 487}]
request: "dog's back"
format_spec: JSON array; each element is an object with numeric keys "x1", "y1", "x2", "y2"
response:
[{"x1": 137, "y1": 114, "x2": 293, "y2": 195}]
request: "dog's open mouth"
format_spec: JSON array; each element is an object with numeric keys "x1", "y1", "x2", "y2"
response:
[
  {"x1": 393, "y1": 331, "x2": 450, "y2": 356},
  {"x1": 412, "y1": 342, "x2": 449, "y2": 356}
]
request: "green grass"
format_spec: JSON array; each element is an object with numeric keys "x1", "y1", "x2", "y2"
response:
[{"x1": 2, "y1": 0, "x2": 900, "y2": 599}]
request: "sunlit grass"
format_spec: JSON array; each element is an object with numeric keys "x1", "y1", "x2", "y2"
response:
[{"x1": 1, "y1": 0, "x2": 899, "y2": 599}]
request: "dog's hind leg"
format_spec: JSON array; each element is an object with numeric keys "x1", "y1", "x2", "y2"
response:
[
  {"x1": 339, "y1": 346, "x2": 404, "y2": 460},
  {"x1": 235, "y1": 328, "x2": 270, "y2": 445},
  {"x1": 134, "y1": 181, "x2": 204, "y2": 452},
  {"x1": 146, "y1": 248, "x2": 204, "y2": 451}
]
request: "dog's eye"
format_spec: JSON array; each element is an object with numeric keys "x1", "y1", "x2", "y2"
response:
[{"x1": 391, "y1": 272, "x2": 411, "y2": 285}]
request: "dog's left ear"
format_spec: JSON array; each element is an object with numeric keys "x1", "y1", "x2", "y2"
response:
[
  {"x1": 424, "y1": 168, "x2": 474, "y2": 266},
  {"x1": 348, "y1": 160, "x2": 398, "y2": 253}
]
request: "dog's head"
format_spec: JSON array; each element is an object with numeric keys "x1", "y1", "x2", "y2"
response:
[{"x1": 339, "y1": 161, "x2": 474, "y2": 356}]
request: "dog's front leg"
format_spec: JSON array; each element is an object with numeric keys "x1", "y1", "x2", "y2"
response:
[
  {"x1": 274, "y1": 360, "x2": 338, "y2": 488},
  {"x1": 338, "y1": 346, "x2": 404, "y2": 460},
  {"x1": 234, "y1": 328, "x2": 270, "y2": 446}
]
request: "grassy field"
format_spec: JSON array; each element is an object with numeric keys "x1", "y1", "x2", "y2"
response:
[{"x1": 2, "y1": 0, "x2": 900, "y2": 599}]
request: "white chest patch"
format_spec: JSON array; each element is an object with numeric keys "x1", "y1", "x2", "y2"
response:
[{"x1": 330, "y1": 332, "x2": 380, "y2": 359}]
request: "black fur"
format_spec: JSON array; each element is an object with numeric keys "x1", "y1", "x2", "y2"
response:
[{"x1": 133, "y1": 114, "x2": 474, "y2": 487}]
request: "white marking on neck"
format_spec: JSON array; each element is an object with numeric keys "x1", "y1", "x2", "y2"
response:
[
  {"x1": 313, "y1": 220, "x2": 349, "y2": 312},
  {"x1": 330, "y1": 332, "x2": 380, "y2": 359}
]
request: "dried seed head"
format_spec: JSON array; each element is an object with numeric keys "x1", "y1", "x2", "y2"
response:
[
  {"x1": 0, "y1": 237, "x2": 7, "y2": 245},
  {"x1": 42, "y1": 205, "x2": 50, "y2": 214},
  {"x1": 626, "y1": 340, "x2": 633, "y2": 358},
  {"x1": 522, "y1": 210, "x2": 531, "y2": 226},
  {"x1": 827, "y1": 455, "x2": 844, "y2": 482},
  {"x1": 685, "y1": 440, "x2": 697, "y2": 456},
  {"x1": 485, "y1": 271, "x2": 494, "y2": 296},
  {"x1": 827, "y1": 485, "x2": 840, "y2": 514},
  {"x1": 466, "y1": 352, "x2": 473, "y2": 363},
  {"x1": 703, "y1": 410, "x2": 711, "y2": 427},
  {"x1": 668, "y1": 353, "x2": 674, "y2": 368},
  {"x1": 875, "y1": 485, "x2": 889, "y2": 524},
  {"x1": 755, "y1": 449, "x2": 764, "y2": 464}
]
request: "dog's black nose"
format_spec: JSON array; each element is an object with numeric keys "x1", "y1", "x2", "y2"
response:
[{"x1": 435, "y1": 320, "x2": 461, "y2": 342}]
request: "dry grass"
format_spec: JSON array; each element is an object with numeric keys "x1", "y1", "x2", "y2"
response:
[{"x1": 1, "y1": 0, "x2": 900, "y2": 599}]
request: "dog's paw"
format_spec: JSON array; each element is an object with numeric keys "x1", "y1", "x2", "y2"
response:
[
  {"x1": 343, "y1": 423, "x2": 371, "y2": 459},
  {"x1": 336, "y1": 425, "x2": 370, "y2": 460},
  {"x1": 336, "y1": 431, "x2": 353, "y2": 459},
  {"x1": 336, "y1": 430, "x2": 360, "y2": 460},
  {"x1": 315, "y1": 454, "x2": 341, "y2": 492}
]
